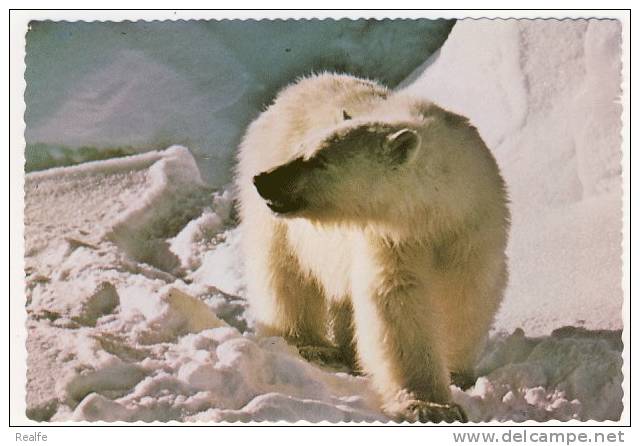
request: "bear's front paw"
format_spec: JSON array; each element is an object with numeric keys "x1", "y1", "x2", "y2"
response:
[{"x1": 385, "y1": 399, "x2": 468, "y2": 423}]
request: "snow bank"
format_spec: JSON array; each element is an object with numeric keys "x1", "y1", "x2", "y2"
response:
[
  {"x1": 25, "y1": 19, "x2": 453, "y2": 185},
  {"x1": 404, "y1": 19, "x2": 623, "y2": 336}
]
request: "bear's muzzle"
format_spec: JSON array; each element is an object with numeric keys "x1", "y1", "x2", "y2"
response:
[{"x1": 253, "y1": 158, "x2": 308, "y2": 215}]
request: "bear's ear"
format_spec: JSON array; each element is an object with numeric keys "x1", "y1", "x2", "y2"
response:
[{"x1": 384, "y1": 128, "x2": 421, "y2": 164}]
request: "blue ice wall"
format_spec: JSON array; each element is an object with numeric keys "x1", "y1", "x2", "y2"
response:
[{"x1": 25, "y1": 19, "x2": 454, "y2": 185}]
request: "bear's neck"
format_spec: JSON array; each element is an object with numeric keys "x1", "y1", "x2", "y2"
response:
[{"x1": 362, "y1": 204, "x2": 458, "y2": 245}]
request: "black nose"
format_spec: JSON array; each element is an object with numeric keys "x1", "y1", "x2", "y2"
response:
[
  {"x1": 253, "y1": 159, "x2": 307, "y2": 214},
  {"x1": 253, "y1": 157, "x2": 306, "y2": 199},
  {"x1": 253, "y1": 171, "x2": 280, "y2": 200}
]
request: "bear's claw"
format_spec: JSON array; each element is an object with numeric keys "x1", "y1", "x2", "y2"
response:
[
  {"x1": 298, "y1": 345, "x2": 344, "y2": 366},
  {"x1": 389, "y1": 400, "x2": 468, "y2": 423}
]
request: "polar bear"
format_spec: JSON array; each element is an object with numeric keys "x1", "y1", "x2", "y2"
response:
[{"x1": 235, "y1": 73, "x2": 510, "y2": 423}]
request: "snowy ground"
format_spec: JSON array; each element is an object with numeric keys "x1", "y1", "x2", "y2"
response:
[{"x1": 23, "y1": 20, "x2": 624, "y2": 423}]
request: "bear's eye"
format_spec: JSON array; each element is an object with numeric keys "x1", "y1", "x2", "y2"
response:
[{"x1": 342, "y1": 110, "x2": 352, "y2": 120}]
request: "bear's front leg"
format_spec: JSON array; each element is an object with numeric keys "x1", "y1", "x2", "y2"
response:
[
  {"x1": 350, "y1": 241, "x2": 466, "y2": 423},
  {"x1": 242, "y1": 220, "x2": 330, "y2": 347}
]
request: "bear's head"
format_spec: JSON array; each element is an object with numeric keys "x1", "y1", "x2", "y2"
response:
[{"x1": 252, "y1": 121, "x2": 424, "y2": 225}]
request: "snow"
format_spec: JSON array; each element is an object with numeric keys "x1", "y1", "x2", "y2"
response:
[{"x1": 23, "y1": 19, "x2": 624, "y2": 423}]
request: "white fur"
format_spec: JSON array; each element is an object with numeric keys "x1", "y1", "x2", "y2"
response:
[{"x1": 235, "y1": 73, "x2": 510, "y2": 421}]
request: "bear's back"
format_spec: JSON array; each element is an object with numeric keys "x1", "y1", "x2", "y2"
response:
[{"x1": 237, "y1": 73, "x2": 389, "y2": 180}]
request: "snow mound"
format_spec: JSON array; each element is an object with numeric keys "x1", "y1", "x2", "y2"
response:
[
  {"x1": 68, "y1": 329, "x2": 384, "y2": 423},
  {"x1": 403, "y1": 19, "x2": 623, "y2": 336},
  {"x1": 453, "y1": 327, "x2": 622, "y2": 422}
]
